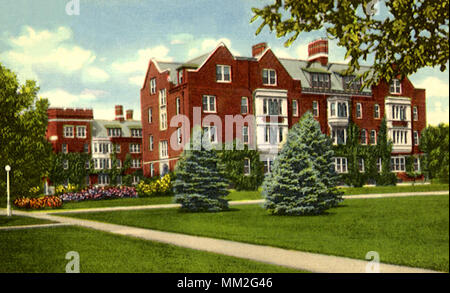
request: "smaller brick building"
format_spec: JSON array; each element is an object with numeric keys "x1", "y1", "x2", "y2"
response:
[{"x1": 46, "y1": 105, "x2": 143, "y2": 186}]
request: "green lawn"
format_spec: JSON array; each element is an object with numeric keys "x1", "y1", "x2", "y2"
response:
[
  {"x1": 63, "y1": 195, "x2": 450, "y2": 272},
  {"x1": 0, "y1": 226, "x2": 303, "y2": 273},
  {"x1": 0, "y1": 215, "x2": 54, "y2": 227}
]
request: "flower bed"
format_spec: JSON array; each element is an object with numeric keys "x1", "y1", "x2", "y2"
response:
[
  {"x1": 136, "y1": 174, "x2": 172, "y2": 197},
  {"x1": 59, "y1": 186, "x2": 138, "y2": 202},
  {"x1": 13, "y1": 196, "x2": 63, "y2": 209}
]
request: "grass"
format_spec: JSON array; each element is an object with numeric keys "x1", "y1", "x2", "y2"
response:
[
  {"x1": 62, "y1": 195, "x2": 450, "y2": 272},
  {"x1": 0, "y1": 215, "x2": 54, "y2": 227},
  {"x1": 0, "y1": 226, "x2": 304, "y2": 273}
]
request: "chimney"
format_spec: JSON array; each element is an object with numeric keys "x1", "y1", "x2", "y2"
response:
[
  {"x1": 252, "y1": 42, "x2": 268, "y2": 57},
  {"x1": 115, "y1": 105, "x2": 124, "y2": 121},
  {"x1": 126, "y1": 109, "x2": 133, "y2": 121},
  {"x1": 307, "y1": 39, "x2": 328, "y2": 66}
]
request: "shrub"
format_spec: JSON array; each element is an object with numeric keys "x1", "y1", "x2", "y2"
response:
[
  {"x1": 13, "y1": 196, "x2": 62, "y2": 209},
  {"x1": 55, "y1": 183, "x2": 78, "y2": 195},
  {"x1": 263, "y1": 112, "x2": 342, "y2": 215},
  {"x1": 136, "y1": 174, "x2": 172, "y2": 197}
]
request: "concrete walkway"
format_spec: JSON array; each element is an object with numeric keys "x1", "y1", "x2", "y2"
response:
[
  {"x1": 0, "y1": 222, "x2": 70, "y2": 231},
  {"x1": 3, "y1": 208, "x2": 442, "y2": 273}
]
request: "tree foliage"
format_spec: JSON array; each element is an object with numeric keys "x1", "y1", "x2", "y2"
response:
[
  {"x1": 263, "y1": 112, "x2": 342, "y2": 215},
  {"x1": 0, "y1": 63, "x2": 52, "y2": 198},
  {"x1": 218, "y1": 140, "x2": 265, "y2": 191},
  {"x1": 173, "y1": 128, "x2": 230, "y2": 212},
  {"x1": 48, "y1": 152, "x2": 92, "y2": 187},
  {"x1": 251, "y1": 0, "x2": 449, "y2": 86},
  {"x1": 420, "y1": 123, "x2": 449, "y2": 182}
]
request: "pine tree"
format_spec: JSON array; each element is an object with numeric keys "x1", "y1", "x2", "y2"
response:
[
  {"x1": 173, "y1": 127, "x2": 229, "y2": 212},
  {"x1": 263, "y1": 112, "x2": 342, "y2": 215}
]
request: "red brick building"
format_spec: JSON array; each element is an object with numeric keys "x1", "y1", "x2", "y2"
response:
[
  {"x1": 140, "y1": 40, "x2": 426, "y2": 181},
  {"x1": 46, "y1": 105, "x2": 143, "y2": 186}
]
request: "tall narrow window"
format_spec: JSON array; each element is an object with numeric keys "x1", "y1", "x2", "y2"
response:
[
  {"x1": 361, "y1": 129, "x2": 367, "y2": 145},
  {"x1": 150, "y1": 78, "x2": 156, "y2": 94},
  {"x1": 176, "y1": 98, "x2": 181, "y2": 115},
  {"x1": 242, "y1": 126, "x2": 249, "y2": 144},
  {"x1": 243, "y1": 158, "x2": 251, "y2": 175},
  {"x1": 370, "y1": 130, "x2": 377, "y2": 145},
  {"x1": 62, "y1": 144, "x2": 68, "y2": 154},
  {"x1": 413, "y1": 106, "x2": 418, "y2": 121},
  {"x1": 241, "y1": 97, "x2": 248, "y2": 114},
  {"x1": 76, "y1": 126, "x2": 86, "y2": 138},
  {"x1": 312, "y1": 101, "x2": 319, "y2": 117},
  {"x1": 413, "y1": 131, "x2": 419, "y2": 145},
  {"x1": 84, "y1": 143, "x2": 89, "y2": 153},
  {"x1": 278, "y1": 127, "x2": 284, "y2": 143},
  {"x1": 148, "y1": 108, "x2": 153, "y2": 123},
  {"x1": 292, "y1": 100, "x2": 299, "y2": 117},
  {"x1": 374, "y1": 104, "x2": 380, "y2": 119},
  {"x1": 177, "y1": 128, "x2": 182, "y2": 144},
  {"x1": 356, "y1": 103, "x2": 362, "y2": 119},
  {"x1": 149, "y1": 135, "x2": 154, "y2": 151},
  {"x1": 159, "y1": 141, "x2": 168, "y2": 159},
  {"x1": 358, "y1": 158, "x2": 365, "y2": 172}
]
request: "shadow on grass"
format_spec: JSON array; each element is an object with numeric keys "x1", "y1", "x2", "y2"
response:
[{"x1": 176, "y1": 207, "x2": 241, "y2": 214}]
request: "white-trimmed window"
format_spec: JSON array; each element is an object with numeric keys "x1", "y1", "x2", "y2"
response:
[
  {"x1": 130, "y1": 144, "x2": 141, "y2": 153},
  {"x1": 159, "y1": 140, "x2": 168, "y2": 159},
  {"x1": 62, "y1": 144, "x2": 68, "y2": 154},
  {"x1": 107, "y1": 128, "x2": 122, "y2": 137},
  {"x1": 150, "y1": 163, "x2": 154, "y2": 177},
  {"x1": 263, "y1": 99, "x2": 282, "y2": 115},
  {"x1": 413, "y1": 106, "x2": 418, "y2": 121},
  {"x1": 413, "y1": 157, "x2": 421, "y2": 172},
  {"x1": 262, "y1": 69, "x2": 276, "y2": 85},
  {"x1": 115, "y1": 144, "x2": 121, "y2": 153},
  {"x1": 374, "y1": 104, "x2": 380, "y2": 119},
  {"x1": 312, "y1": 101, "x2": 319, "y2": 117},
  {"x1": 263, "y1": 159, "x2": 274, "y2": 174},
  {"x1": 76, "y1": 126, "x2": 86, "y2": 138},
  {"x1": 334, "y1": 157, "x2": 348, "y2": 173},
  {"x1": 243, "y1": 158, "x2": 251, "y2": 175},
  {"x1": 202, "y1": 125, "x2": 217, "y2": 143},
  {"x1": 356, "y1": 103, "x2": 362, "y2": 119},
  {"x1": 98, "y1": 174, "x2": 110, "y2": 185},
  {"x1": 132, "y1": 176, "x2": 140, "y2": 185},
  {"x1": 361, "y1": 129, "x2": 367, "y2": 145},
  {"x1": 390, "y1": 79, "x2": 402, "y2": 94},
  {"x1": 216, "y1": 65, "x2": 231, "y2": 82},
  {"x1": 131, "y1": 129, "x2": 142, "y2": 137},
  {"x1": 278, "y1": 127, "x2": 284, "y2": 143},
  {"x1": 392, "y1": 105, "x2": 407, "y2": 121},
  {"x1": 159, "y1": 89, "x2": 167, "y2": 130},
  {"x1": 264, "y1": 126, "x2": 277, "y2": 144},
  {"x1": 116, "y1": 159, "x2": 122, "y2": 169},
  {"x1": 131, "y1": 159, "x2": 141, "y2": 169},
  {"x1": 85, "y1": 160, "x2": 90, "y2": 170},
  {"x1": 150, "y1": 78, "x2": 156, "y2": 94},
  {"x1": 358, "y1": 158, "x2": 365, "y2": 172},
  {"x1": 159, "y1": 89, "x2": 167, "y2": 108},
  {"x1": 392, "y1": 129, "x2": 409, "y2": 145},
  {"x1": 241, "y1": 97, "x2": 248, "y2": 114},
  {"x1": 242, "y1": 126, "x2": 249, "y2": 144},
  {"x1": 391, "y1": 156, "x2": 406, "y2": 172},
  {"x1": 292, "y1": 100, "x2": 299, "y2": 117},
  {"x1": 377, "y1": 157, "x2": 382, "y2": 173},
  {"x1": 311, "y1": 73, "x2": 331, "y2": 89},
  {"x1": 332, "y1": 128, "x2": 347, "y2": 145},
  {"x1": 202, "y1": 95, "x2": 216, "y2": 113},
  {"x1": 148, "y1": 108, "x2": 153, "y2": 123},
  {"x1": 63, "y1": 126, "x2": 74, "y2": 138},
  {"x1": 160, "y1": 113, "x2": 168, "y2": 130},
  {"x1": 149, "y1": 135, "x2": 154, "y2": 151},
  {"x1": 370, "y1": 130, "x2": 377, "y2": 145},
  {"x1": 413, "y1": 131, "x2": 419, "y2": 146}
]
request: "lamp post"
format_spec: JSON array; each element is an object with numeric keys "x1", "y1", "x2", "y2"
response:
[{"x1": 5, "y1": 165, "x2": 11, "y2": 217}]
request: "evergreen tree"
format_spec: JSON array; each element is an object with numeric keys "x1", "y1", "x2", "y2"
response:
[
  {"x1": 376, "y1": 117, "x2": 397, "y2": 185},
  {"x1": 263, "y1": 112, "x2": 342, "y2": 216},
  {"x1": 173, "y1": 127, "x2": 229, "y2": 212}
]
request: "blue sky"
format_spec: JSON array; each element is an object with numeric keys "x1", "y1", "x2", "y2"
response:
[{"x1": 0, "y1": 0, "x2": 448, "y2": 124}]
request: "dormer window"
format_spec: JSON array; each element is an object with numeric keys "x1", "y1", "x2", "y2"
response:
[
  {"x1": 342, "y1": 75, "x2": 362, "y2": 91},
  {"x1": 311, "y1": 73, "x2": 330, "y2": 89},
  {"x1": 107, "y1": 128, "x2": 122, "y2": 137},
  {"x1": 390, "y1": 79, "x2": 401, "y2": 94},
  {"x1": 216, "y1": 65, "x2": 231, "y2": 82},
  {"x1": 262, "y1": 69, "x2": 276, "y2": 85}
]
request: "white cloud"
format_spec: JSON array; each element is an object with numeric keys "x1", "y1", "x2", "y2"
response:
[
  {"x1": 272, "y1": 47, "x2": 294, "y2": 59},
  {"x1": 170, "y1": 33, "x2": 194, "y2": 45},
  {"x1": 81, "y1": 66, "x2": 110, "y2": 83},
  {"x1": 111, "y1": 45, "x2": 173, "y2": 75},
  {"x1": 416, "y1": 77, "x2": 449, "y2": 99},
  {"x1": 41, "y1": 88, "x2": 103, "y2": 107},
  {"x1": 0, "y1": 26, "x2": 97, "y2": 81},
  {"x1": 128, "y1": 75, "x2": 144, "y2": 87},
  {"x1": 187, "y1": 37, "x2": 240, "y2": 58},
  {"x1": 427, "y1": 101, "x2": 449, "y2": 126}
]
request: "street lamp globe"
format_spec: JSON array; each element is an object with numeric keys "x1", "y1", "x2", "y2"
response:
[{"x1": 5, "y1": 165, "x2": 11, "y2": 172}]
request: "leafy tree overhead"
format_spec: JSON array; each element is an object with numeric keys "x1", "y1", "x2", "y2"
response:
[
  {"x1": 251, "y1": 0, "x2": 449, "y2": 86},
  {"x1": 420, "y1": 123, "x2": 449, "y2": 183},
  {"x1": 263, "y1": 112, "x2": 342, "y2": 215},
  {"x1": 0, "y1": 63, "x2": 52, "y2": 198}
]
